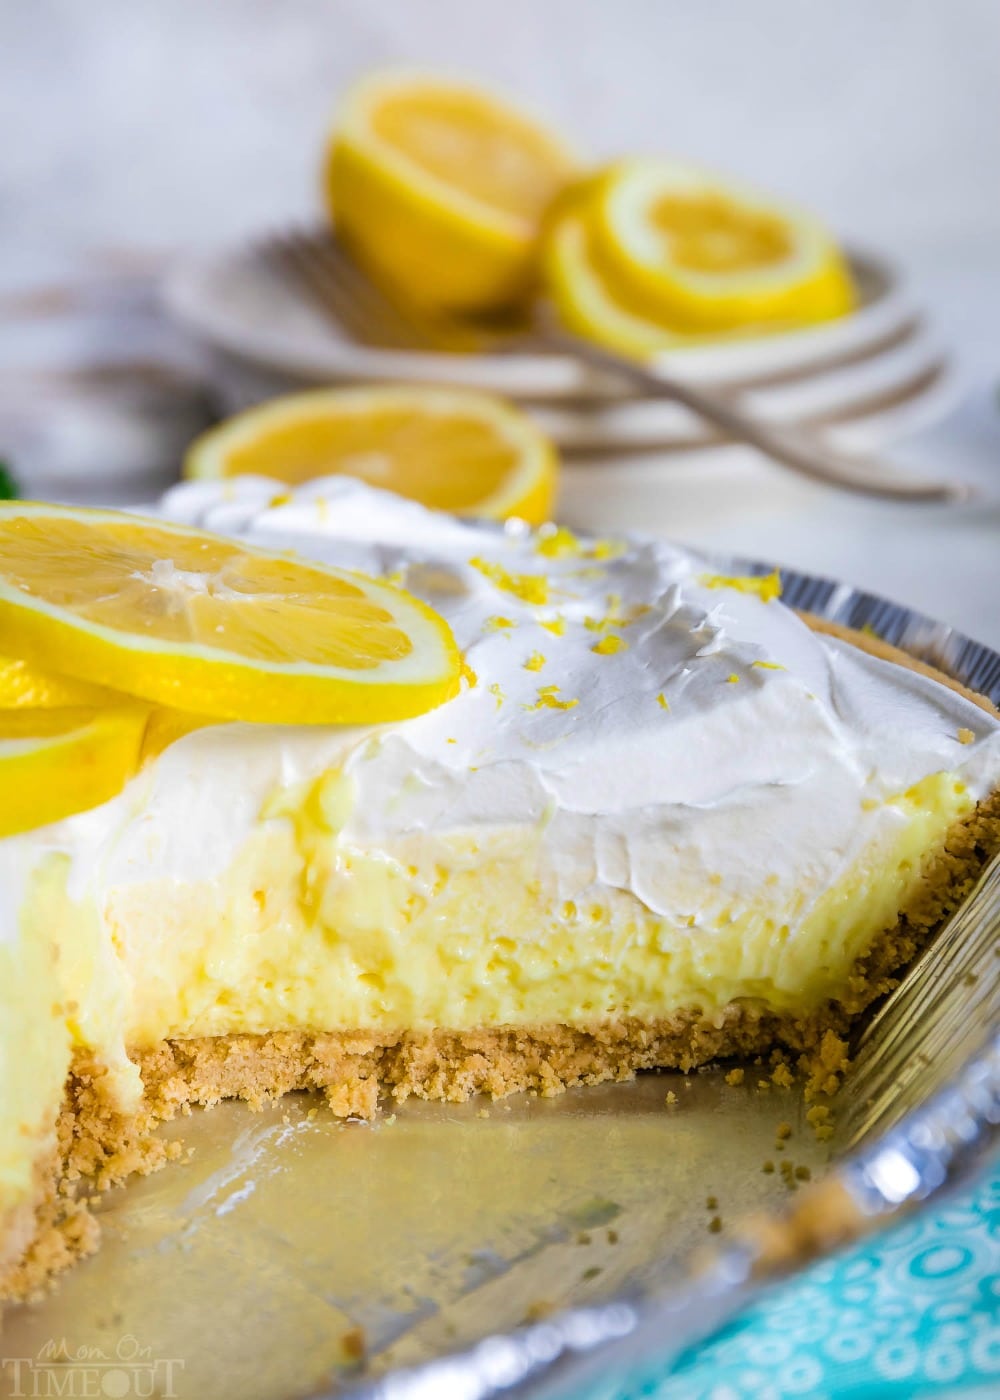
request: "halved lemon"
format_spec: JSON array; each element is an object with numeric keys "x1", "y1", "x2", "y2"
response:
[
  {"x1": 589, "y1": 159, "x2": 855, "y2": 333},
  {"x1": 0, "y1": 502, "x2": 461, "y2": 724},
  {"x1": 0, "y1": 707, "x2": 148, "y2": 838},
  {"x1": 324, "y1": 70, "x2": 577, "y2": 312},
  {"x1": 184, "y1": 386, "x2": 558, "y2": 525}
]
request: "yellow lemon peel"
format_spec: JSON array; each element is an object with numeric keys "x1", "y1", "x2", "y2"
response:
[
  {"x1": 700, "y1": 570, "x2": 783, "y2": 603},
  {"x1": 469, "y1": 557, "x2": 550, "y2": 605}
]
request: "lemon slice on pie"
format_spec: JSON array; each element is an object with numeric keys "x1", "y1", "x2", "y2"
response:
[
  {"x1": 0, "y1": 653, "x2": 119, "y2": 708},
  {"x1": 587, "y1": 159, "x2": 855, "y2": 333},
  {"x1": 324, "y1": 70, "x2": 577, "y2": 311},
  {"x1": 0, "y1": 706, "x2": 148, "y2": 838},
  {"x1": 0, "y1": 502, "x2": 461, "y2": 724},
  {"x1": 185, "y1": 386, "x2": 558, "y2": 525}
]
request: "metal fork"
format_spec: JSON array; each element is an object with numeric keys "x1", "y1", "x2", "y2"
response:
[
  {"x1": 335, "y1": 854, "x2": 999, "y2": 1400},
  {"x1": 256, "y1": 227, "x2": 970, "y2": 504},
  {"x1": 838, "y1": 847, "x2": 1000, "y2": 1148}
]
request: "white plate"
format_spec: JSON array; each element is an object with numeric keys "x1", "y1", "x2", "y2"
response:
[
  {"x1": 531, "y1": 327, "x2": 954, "y2": 451},
  {"x1": 202, "y1": 324, "x2": 956, "y2": 458},
  {"x1": 166, "y1": 235, "x2": 954, "y2": 452},
  {"x1": 167, "y1": 239, "x2": 913, "y2": 397}
]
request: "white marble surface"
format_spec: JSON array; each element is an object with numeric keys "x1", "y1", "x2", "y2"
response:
[
  {"x1": 5, "y1": 0, "x2": 1000, "y2": 258},
  {"x1": 2, "y1": 0, "x2": 999, "y2": 644}
]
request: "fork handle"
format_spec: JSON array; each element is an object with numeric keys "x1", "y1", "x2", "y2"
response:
[{"x1": 542, "y1": 328, "x2": 968, "y2": 504}]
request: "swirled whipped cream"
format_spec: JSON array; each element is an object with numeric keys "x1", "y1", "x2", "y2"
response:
[
  {"x1": 157, "y1": 475, "x2": 1000, "y2": 893},
  {"x1": 6, "y1": 476, "x2": 1000, "y2": 1080}
]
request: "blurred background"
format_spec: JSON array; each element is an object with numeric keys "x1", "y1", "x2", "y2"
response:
[{"x1": 2, "y1": 0, "x2": 998, "y2": 636}]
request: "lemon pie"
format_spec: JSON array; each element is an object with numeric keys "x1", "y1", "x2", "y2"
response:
[{"x1": 2, "y1": 478, "x2": 999, "y2": 1299}]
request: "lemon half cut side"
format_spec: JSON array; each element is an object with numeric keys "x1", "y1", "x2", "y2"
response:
[
  {"x1": 325, "y1": 70, "x2": 577, "y2": 312},
  {"x1": 184, "y1": 385, "x2": 558, "y2": 525}
]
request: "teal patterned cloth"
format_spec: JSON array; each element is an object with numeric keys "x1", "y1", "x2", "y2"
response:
[{"x1": 622, "y1": 1160, "x2": 1000, "y2": 1399}]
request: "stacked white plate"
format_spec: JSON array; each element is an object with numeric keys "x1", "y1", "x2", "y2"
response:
[{"x1": 167, "y1": 239, "x2": 956, "y2": 458}]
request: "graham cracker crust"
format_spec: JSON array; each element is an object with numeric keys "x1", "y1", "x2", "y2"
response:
[
  {"x1": 803, "y1": 613, "x2": 1000, "y2": 719},
  {"x1": 2, "y1": 625, "x2": 998, "y2": 1304},
  {"x1": 5, "y1": 785, "x2": 998, "y2": 1304},
  {"x1": 0, "y1": 1146, "x2": 99, "y2": 1306}
]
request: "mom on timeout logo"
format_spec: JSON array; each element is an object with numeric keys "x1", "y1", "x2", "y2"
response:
[{"x1": 2, "y1": 1335, "x2": 184, "y2": 1397}]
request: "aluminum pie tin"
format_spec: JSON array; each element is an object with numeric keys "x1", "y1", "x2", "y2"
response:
[{"x1": 2, "y1": 560, "x2": 997, "y2": 1400}]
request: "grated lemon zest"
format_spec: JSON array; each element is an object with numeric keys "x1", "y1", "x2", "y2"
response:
[
  {"x1": 584, "y1": 600, "x2": 650, "y2": 633},
  {"x1": 525, "y1": 684, "x2": 578, "y2": 712},
  {"x1": 700, "y1": 569, "x2": 782, "y2": 602},
  {"x1": 470, "y1": 557, "x2": 549, "y2": 605},
  {"x1": 536, "y1": 527, "x2": 582, "y2": 559},
  {"x1": 535, "y1": 527, "x2": 624, "y2": 563}
]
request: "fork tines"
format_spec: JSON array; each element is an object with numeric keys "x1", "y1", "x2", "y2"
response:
[
  {"x1": 256, "y1": 227, "x2": 431, "y2": 351},
  {"x1": 839, "y1": 850, "x2": 1000, "y2": 1148}
]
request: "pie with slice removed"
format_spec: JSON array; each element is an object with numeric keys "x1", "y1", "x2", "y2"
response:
[{"x1": 2, "y1": 477, "x2": 998, "y2": 1300}]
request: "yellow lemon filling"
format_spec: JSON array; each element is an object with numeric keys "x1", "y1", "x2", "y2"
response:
[
  {"x1": 23, "y1": 767, "x2": 975, "y2": 1086},
  {"x1": 0, "y1": 910, "x2": 71, "y2": 1256}
]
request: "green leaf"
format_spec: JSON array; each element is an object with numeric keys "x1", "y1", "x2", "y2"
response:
[{"x1": 0, "y1": 460, "x2": 21, "y2": 500}]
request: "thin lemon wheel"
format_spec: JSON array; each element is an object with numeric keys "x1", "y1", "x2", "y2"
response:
[
  {"x1": 0, "y1": 653, "x2": 120, "y2": 708},
  {"x1": 325, "y1": 70, "x2": 576, "y2": 312},
  {"x1": 591, "y1": 159, "x2": 855, "y2": 333},
  {"x1": 0, "y1": 502, "x2": 461, "y2": 724},
  {"x1": 0, "y1": 707, "x2": 148, "y2": 838},
  {"x1": 184, "y1": 386, "x2": 558, "y2": 525},
  {"x1": 544, "y1": 208, "x2": 689, "y2": 360}
]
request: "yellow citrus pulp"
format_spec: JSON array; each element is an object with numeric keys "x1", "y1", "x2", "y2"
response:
[
  {"x1": 545, "y1": 160, "x2": 855, "y2": 353},
  {"x1": 185, "y1": 385, "x2": 558, "y2": 525},
  {"x1": 324, "y1": 70, "x2": 577, "y2": 312}
]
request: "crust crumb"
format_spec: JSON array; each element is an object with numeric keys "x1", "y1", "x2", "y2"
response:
[{"x1": 341, "y1": 1327, "x2": 366, "y2": 1361}]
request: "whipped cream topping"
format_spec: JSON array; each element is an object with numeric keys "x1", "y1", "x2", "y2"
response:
[
  {"x1": 5, "y1": 476, "x2": 1000, "y2": 953},
  {"x1": 146, "y1": 477, "x2": 1000, "y2": 915}
]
